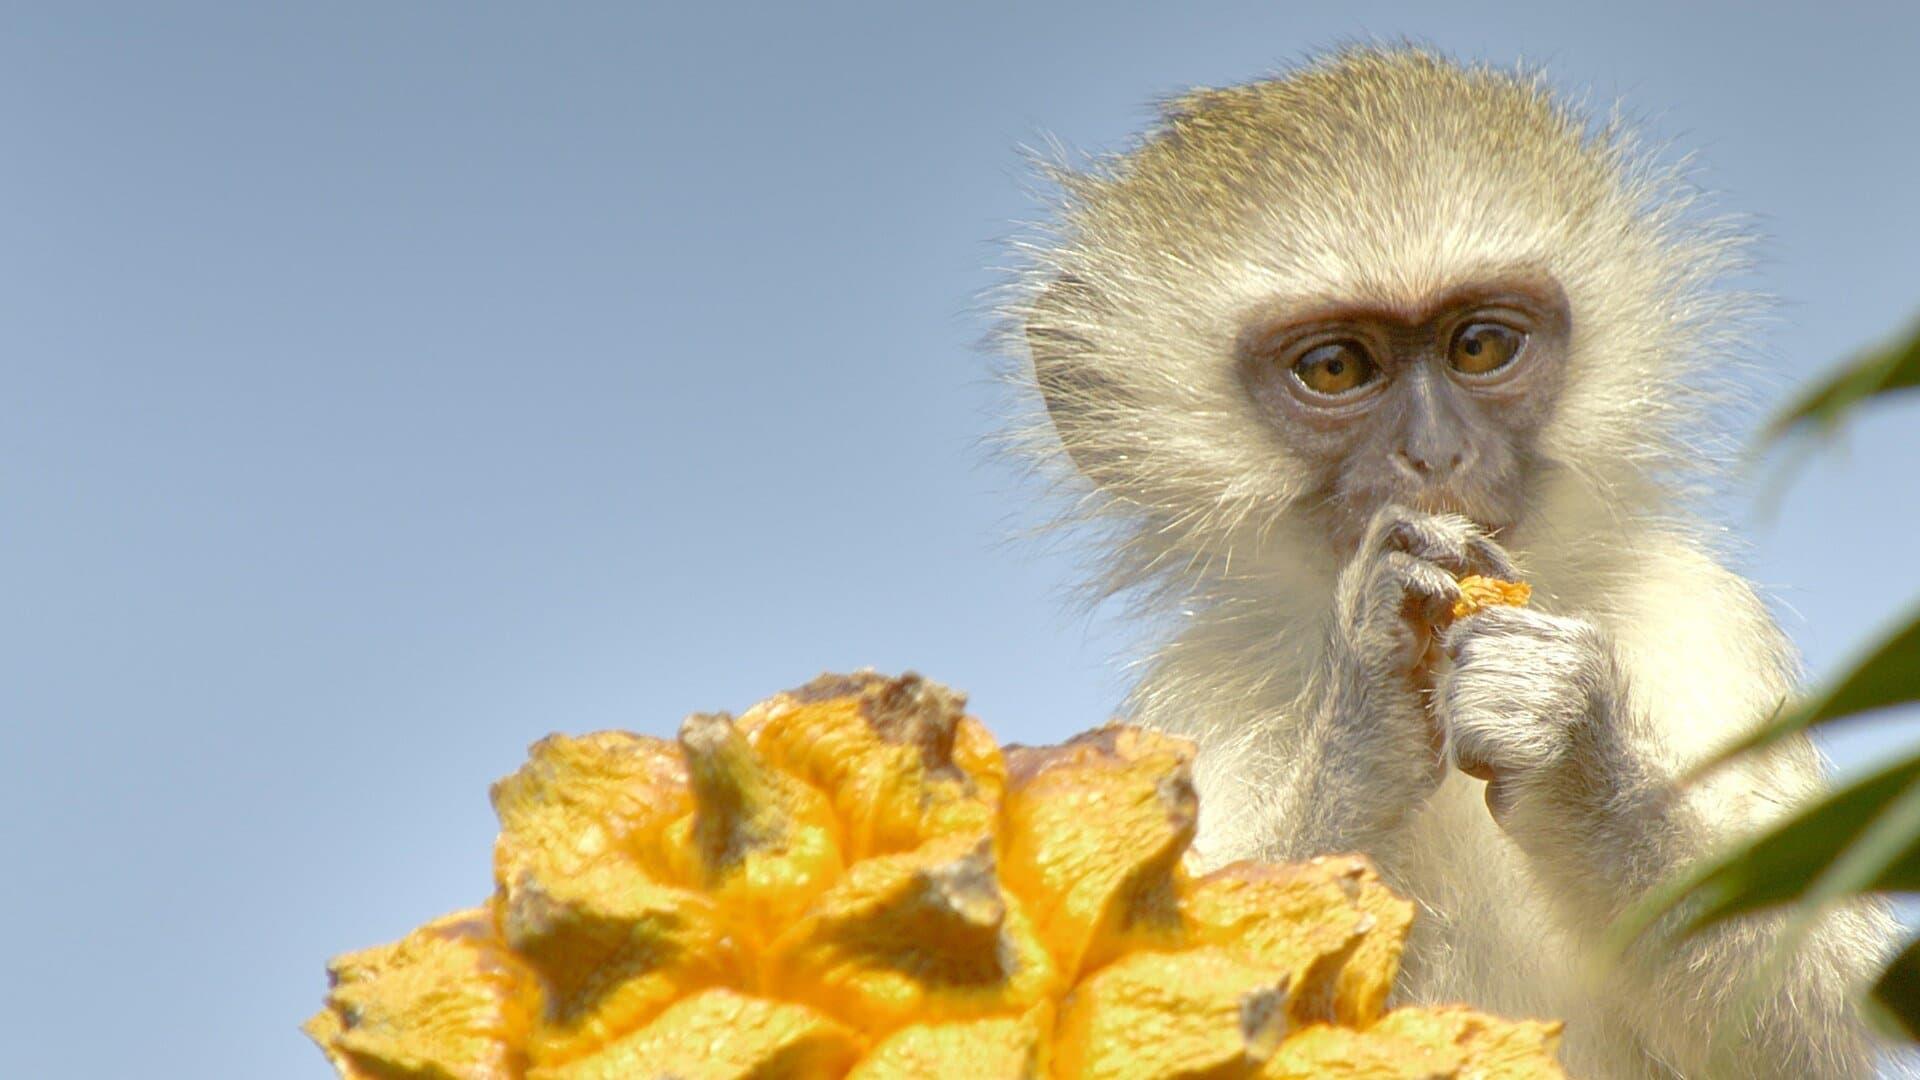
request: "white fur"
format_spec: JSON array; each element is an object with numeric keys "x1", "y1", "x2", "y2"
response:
[{"x1": 1001, "y1": 47, "x2": 1905, "y2": 1078}]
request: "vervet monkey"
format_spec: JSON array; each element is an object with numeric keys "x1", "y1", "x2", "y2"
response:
[{"x1": 1010, "y1": 47, "x2": 1901, "y2": 1078}]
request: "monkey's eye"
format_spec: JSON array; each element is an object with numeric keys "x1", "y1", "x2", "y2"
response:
[
  {"x1": 1290, "y1": 341, "x2": 1378, "y2": 397},
  {"x1": 1448, "y1": 322, "x2": 1526, "y2": 376}
]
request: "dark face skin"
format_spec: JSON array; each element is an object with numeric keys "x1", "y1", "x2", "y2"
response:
[{"x1": 1236, "y1": 273, "x2": 1572, "y2": 551}]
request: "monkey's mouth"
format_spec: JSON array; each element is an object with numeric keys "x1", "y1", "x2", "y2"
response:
[
  {"x1": 1408, "y1": 490, "x2": 1510, "y2": 536},
  {"x1": 1324, "y1": 481, "x2": 1518, "y2": 556}
]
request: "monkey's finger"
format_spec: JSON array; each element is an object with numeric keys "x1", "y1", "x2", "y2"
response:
[
  {"x1": 1456, "y1": 757, "x2": 1498, "y2": 782},
  {"x1": 1441, "y1": 604, "x2": 1524, "y2": 661},
  {"x1": 1383, "y1": 550, "x2": 1463, "y2": 625},
  {"x1": 1381, "y1": 513, "x2": 1477, "y2": 574},
  {"x1": 1451, "y1": 747, "x2": 1514, "y2": 823},
  {"x1": 1440, "y1": 716, "x2": 1517, "y2": 823},
  {"x1": 1481, "y1": 776, "x2": 1517, "y2": 823},
  {"x1": 1417, "y1": 513, "x2": 1519, "y2": 582},
  {"x1": 1462, "y1": 534, "x2": 1519, "y2": 582},
  {"x1": 1361, "y1": 502, "x2": 1420, "y2": 553}
]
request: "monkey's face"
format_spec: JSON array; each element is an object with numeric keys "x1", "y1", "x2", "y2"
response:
[
  {"x1": 1018, "y1": 50, "x2": 1740, "y2": 586},
  {"x1": 1234, "y1": 273, "x2": 1571, "y2": 549}
]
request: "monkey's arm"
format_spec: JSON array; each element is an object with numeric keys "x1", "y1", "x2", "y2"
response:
[
  {"x1": 1438, "y1": 593, "x2": 1900, "y2": 1078},
  {"x1": 1274, "y1": 507, "x2": 1515, "y2": 861}
]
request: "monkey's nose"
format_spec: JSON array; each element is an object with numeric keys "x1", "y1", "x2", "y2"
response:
[{"x1": 1394, "y1": 448, "x2": 1464, "y2": 480}]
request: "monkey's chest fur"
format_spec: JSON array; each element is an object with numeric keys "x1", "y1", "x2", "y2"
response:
[{"x1": 1385, "y1": 774, "x2": 1668, "y2": 1079}]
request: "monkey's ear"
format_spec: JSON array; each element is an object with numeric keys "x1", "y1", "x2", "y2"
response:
[{"x1": 1025, "y1": 274, "x2": 1125, "y2": 480}]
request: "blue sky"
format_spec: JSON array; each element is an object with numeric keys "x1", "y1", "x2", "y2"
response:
[{"x1": 2, "y1": 4, "x2": 1917, "y2": 1075}]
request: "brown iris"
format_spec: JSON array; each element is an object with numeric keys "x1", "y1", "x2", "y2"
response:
[
  {"x1": 1290, "y1": 340, "x2": 1378, "y2": 396},
  {"x1": 1448, "y1": 322, "x2": 1525, "y2": 375}
]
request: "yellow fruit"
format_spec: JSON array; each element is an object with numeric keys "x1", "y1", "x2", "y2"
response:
[
  {"x1": 1451, "y1": 574, "x2": 1533, "y2": 622},
  {"x1": 307, "y1": 909, "x2": 542, "y2": 1079},
  {"x1": 308, "y1": 671, "x2": 1567, "y2": 1078}
]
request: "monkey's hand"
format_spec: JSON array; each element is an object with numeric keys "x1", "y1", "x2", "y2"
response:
[
  {"x1": 1437, "y1": 604, "x2": 1901, "y2": 1078},
  {"x1": 1290, "y1": 505, "x2": 1517, "y2": 855},
  {"x1": 1435, "y1": 606, "x2": 1640, "y2": 863}
]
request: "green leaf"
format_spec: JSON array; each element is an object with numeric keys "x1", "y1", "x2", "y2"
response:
[
  {"x1": 1871, "y1": 936, "x2": 1920, "y2": 1042},
  {"x1": 1680, "y1": 756, "x2": 1920, "y2": 933},
  {"x1": 1764, "y1": 315, "x2": 1920, "y2": 442},
  {"x1": 1685, "y1": 601, "x2": 1920, "y2": 779},
  {"x1": 1610, "y1": 745, "x2": 1920, "y2": 951}
]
